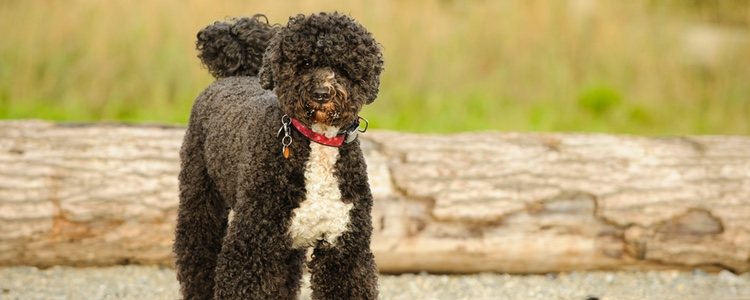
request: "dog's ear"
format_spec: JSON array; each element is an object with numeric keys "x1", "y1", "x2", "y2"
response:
[
  {"x1": 258, "y1": 29, "x2": 281, "y2": 90},
  {"x1": 258, "y1": 53, "x2": 274, "y2": 90},
  {"x1": 258, "y1": 64, "x2": 274, "y2": 90},
  {"x1": 364, "y1": 76, "x2": 381, "y2": 105},
  {"x1": 363, "y1": 51, "x2": 384, "y2": 105},
  {"x1": 327, "y1": 13, "x2": 383, "y2": 105}
]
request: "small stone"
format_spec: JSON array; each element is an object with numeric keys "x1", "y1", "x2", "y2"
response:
[
  {"x1": 718, "y1": 269, "x2": 744, "y2": 285},
  {"x1": 605, "y1": 274, "x2": 615, "y2": 283}
]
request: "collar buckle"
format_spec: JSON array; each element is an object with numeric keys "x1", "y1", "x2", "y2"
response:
[{"x1": 341, "y1": 116, "x2": 368, "y2": 144}]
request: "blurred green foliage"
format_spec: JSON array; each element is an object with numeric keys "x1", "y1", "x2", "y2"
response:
[
  {"x1": 578, "y1": 86, "x2": 621, "y2": 116},
  {"x1": 0, "y1": 0, "x2": 748, "y2": 134}
]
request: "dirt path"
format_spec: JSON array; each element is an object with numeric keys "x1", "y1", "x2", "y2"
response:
[{"x1": 1, "y1": 266, "x2": 748, "y2": 300}]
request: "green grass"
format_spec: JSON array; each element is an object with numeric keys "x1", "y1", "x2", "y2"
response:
[{"x1": 1, "y1": 0, "x2": 748, "y2": 134}]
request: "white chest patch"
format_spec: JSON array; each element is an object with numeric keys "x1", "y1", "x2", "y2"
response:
[{"x1": 288, "y1": 124, "x2": 353, "y2": 248}]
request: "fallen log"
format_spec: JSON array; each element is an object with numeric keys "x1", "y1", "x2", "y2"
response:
[{"x1": 1, "y1": 120, "x2": 748, "y2": 273}]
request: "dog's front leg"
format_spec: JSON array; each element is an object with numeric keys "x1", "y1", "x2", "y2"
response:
[
  {"x1": 213, "y1": 196, "x2": 304, "y2": 300},
  {"x1": 309, "y1": 201, "x2": 378, "y2": 300}
]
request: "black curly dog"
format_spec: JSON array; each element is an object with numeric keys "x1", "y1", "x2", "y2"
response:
[{"x1": 173, "y1": 12, "x2": 383, "y2": 300}]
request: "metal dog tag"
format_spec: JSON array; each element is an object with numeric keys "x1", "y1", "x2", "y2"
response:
[{"x1": 279, "y1": 114, "x2": 292, "y2": 159}]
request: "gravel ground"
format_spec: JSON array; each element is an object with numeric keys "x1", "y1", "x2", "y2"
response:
[{"x1": 1, "y1": 266, "x2": 749, "y2": 300}]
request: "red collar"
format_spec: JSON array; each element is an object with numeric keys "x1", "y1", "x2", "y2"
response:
[{"x1": 290, "y1": 118, "x2": 346, "y2": 147}]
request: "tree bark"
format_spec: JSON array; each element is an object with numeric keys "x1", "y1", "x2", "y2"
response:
[{"x1": 1, "y1": 121, "x2": 748, "y2": 273}]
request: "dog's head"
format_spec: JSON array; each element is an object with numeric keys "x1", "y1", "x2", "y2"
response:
[{"x1": 259, "y1": 12, "x2": 383, "y2": 129}]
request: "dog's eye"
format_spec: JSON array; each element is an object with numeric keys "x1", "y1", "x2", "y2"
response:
[{"x1": 295, "y1": 61, "x2": 311, "y2": 73}]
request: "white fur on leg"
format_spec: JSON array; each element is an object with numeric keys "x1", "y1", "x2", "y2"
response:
[
  {"x1": 228, "y1": 209, "x2": 235, "y2": 223},
  {"x1": 288, "y1": 124, "x2": 353, "y2": 248}
]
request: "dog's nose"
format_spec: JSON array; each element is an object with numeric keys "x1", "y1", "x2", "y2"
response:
[{"x1": 312, "y1": 88, "x2": 330, "y2": 102}]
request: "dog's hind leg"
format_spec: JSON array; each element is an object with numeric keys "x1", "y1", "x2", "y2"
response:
[{"x1": 174, "y1": 121, "x2": 229, "y2": 300}]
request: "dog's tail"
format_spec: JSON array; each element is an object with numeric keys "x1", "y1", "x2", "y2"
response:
[{"x1": 196, "y1": 14, "x2": 277, "y2": 78}]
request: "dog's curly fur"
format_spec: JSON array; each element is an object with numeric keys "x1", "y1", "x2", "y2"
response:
[{"x1": 174, "y1": 12, "x2": 383, "y2": 300}]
